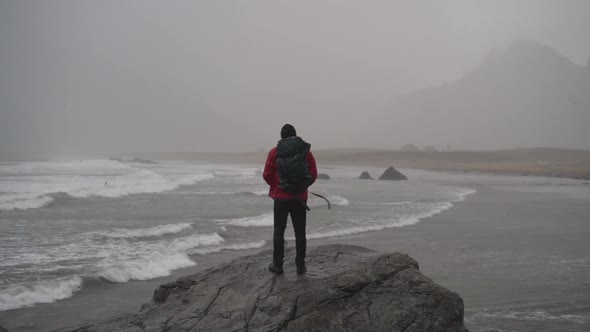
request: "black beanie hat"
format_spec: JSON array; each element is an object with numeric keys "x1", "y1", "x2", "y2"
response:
[{"x1": 280, "y1": 124, "x2": 297, "y2": 139}]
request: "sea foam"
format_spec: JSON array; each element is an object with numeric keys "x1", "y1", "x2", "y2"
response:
[
  {"x1": 0, "y1": 160, "x2": 215, "y2": 211},
  {"x1": 190, "y1": 240, "x2": 267, "y2": 255},
  {"x1": 309, "y1": 194, "x2": 349, "y2": 207},
  {"x1": 221, "y1": 213, "x2": 274, "y2": 227},
  {"x1": 98, "y1": 253, "x2": 196, "y2": 283},
  {"x1": 94, "y1": 232, "x2": 224, "y2": 283},
  {"x1": 0, "y1": 194, "x2": 54, "y2": 211},
  {"x1": 220, "y1": 194, "x2": 350, "y2": 228},
  {"x1": 0, "y1": 231, "x2": 228, "y2": 310},
  {"x1": 0, "y1": 276, "x2": 83, "y2": 311},
  {"x1": 301, "y1": 188, "x2": 476, "y2": 240},
  {"x1": 91, "y1": 223, "x2": 194, "y2": 239},
  {"x1": 302, "y1": 203, "x2": 453, "y2": 240}
]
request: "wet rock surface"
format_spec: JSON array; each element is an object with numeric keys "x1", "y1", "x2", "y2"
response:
[
  {"x1": 317, "y1": 173, "x2": 331, "y2": 180},
  {"x1": 57, "y1": 244, "x2": 467, "y2": 332},
  {"x1": 378, "y1": 167, "x2": 408, "y2": 181},
  {"x1": 358, "y1": 171, "x2": 373, "y2": 180}
]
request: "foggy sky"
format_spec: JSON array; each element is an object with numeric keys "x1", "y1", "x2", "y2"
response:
[{"x1": 1, "y1": 0, "x2": 589, "y2": 158}]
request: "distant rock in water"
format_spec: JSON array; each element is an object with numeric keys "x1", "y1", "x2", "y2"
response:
[
  {"x1": 58, "y1": 244, "x2": 467, "y2": 332},
  {"x1": 358, "y1": 171, "x2": 373, "y2": 180},
  {"x1": 317, "y1": 173, "x2": 331, "y2": 180},
  {"x1": 379, "y1": 166, "x2": 408, "y2": 180}
]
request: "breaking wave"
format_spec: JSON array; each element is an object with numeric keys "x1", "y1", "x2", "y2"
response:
[
  {"x1": 0, "y1": 194, "x2": 54, "y2": 211},
  {"x1": 96, "y1": 232, "x2": 224, "y2": 283},
  {"x1": 196, "y1": 190, "x2": 268, "y2": 196},
  {"x1": 0, "y1": 276, "x2": 83, "y2": 311},
  {"x1": 91, "y1": 223, "x2": 194, "y2": 239},
  {"x1": 454, "y1": 188, "x2": 477, "y2": 201},
  {"x1": 190, "y1": 240, "x2": 267, "y2": 255},
  {"x1": 330, "y1": 195, "x2": 350, "y2": 206},
  {"x1": 308, "y1": 194, "x2": 349, "y2": 207},
  {"x1": 220, "y1": 194, "x2": 350, "y2": 228},
  {"x1": 97, "y1": 252, "x2": 196, "y2": 283},
  {"x1": 302, "y1": 188, "x2": 476, "y2": 240},
  {"x1": 304, "y1": 202, "x2": 453, "y2": 240},
  {"x1": 221, "y1": 213, "x2": 274, "y2": 227},
  {"x1": 0, "y1": 231, "x2": 226, "y2": 310},
  {"x1": 471, "y1": 308, "x2": 586, "y2": 324},
  {"x1": 0, "y1": 160, "x2": 215, "y2": 211}
]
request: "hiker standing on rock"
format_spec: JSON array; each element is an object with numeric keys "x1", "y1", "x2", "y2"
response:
[{"x1": 263, "y1": 124, "x2": 317, "y2": 275}]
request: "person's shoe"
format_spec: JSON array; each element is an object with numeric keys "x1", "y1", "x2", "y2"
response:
[
  {"x1": 268, "y1": 263, "x2": 284, "y2": 275},
  {"x1": 296, "y1": 264, "x2": 307, "y2": 275}
]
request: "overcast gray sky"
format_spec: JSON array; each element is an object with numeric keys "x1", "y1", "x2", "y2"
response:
[{"x1": 1, "y1": 0, "x2": 589, "y2": 158}]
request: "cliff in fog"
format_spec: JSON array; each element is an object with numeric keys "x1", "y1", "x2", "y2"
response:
[{"x1": 375, "y1": 41, "x2": 590, "y2": 150}]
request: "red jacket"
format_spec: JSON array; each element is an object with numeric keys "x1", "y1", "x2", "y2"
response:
[{"x1": 263, "y1": 147, "x2": 317, "y2": 201}]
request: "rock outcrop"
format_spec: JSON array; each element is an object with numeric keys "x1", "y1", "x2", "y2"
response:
[
  {"x1": 0, "y1": 325, "x2": 9, "y2": 332},
  {"x1": 379, "y1": 167, "x2": 408, "y2": 180},
  {"x1": 58, "y1": 245, "x2": 466, "y2": 332},
  {"x1": 358, "y1": 171, "x2": 373, "y2": 180},
  {"x1": 317, "y1": 173, "x2": 331, "y2": 180}
]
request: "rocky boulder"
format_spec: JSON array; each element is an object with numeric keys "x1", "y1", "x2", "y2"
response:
[
  {"x1": 358, "y1": 171, "x2": 373, "y2": 180},
  {"x1": 317, "y1": 173, "x2": 331, "y2": 180},
  {"x1": 379, "y1": 166, "x2": 408, "y2": 180},
  {"x1": 58, "y1": 244, "x2": 466, "y2": 332},
  {"x1": 0, "y1": 326, "x2": 9, "y2": 332}
]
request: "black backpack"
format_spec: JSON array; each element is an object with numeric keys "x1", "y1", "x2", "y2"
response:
[{"x1": 276, "y1": 136, "x2": 312, "y2": 193}]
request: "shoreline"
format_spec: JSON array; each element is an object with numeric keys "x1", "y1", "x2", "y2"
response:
[
  {"x1": 4, "y1": 148, "x2": 590, "y2": 180},
  {"x1": 1, "y1": 171, "x2": 588, "y2": 331},
  {"x1": 139, "y1": 148, "x2": 590, "y2": 180}
]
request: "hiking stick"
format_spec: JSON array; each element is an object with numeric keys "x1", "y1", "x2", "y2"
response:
[{"x1": 310, "y1": 192, "x2": 331, "y2": 209}]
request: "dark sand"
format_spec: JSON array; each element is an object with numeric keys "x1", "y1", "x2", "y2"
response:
[{"x1": 2, "y1": 185, "x2": 589, "y2": 331}]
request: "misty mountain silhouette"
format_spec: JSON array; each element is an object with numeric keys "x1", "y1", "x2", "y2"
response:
[{"x1": 377, "y1": 40, "x2": 590, "y2": 150}]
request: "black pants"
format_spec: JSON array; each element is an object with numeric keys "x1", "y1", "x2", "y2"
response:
[{"x1": 273, "y1": 200, "x2": 307, "y2": 267}]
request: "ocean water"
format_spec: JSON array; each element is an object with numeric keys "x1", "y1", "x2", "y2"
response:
[
  {"x1": 1, "y1": 159, "x2": 589, "y2": 331},
  {"x1": 0, "y1": 159, "x2": 474, "y2": 314}
]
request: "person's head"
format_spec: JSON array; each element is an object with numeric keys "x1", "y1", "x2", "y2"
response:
[{"x1": 280, "y1": 124, "x2": 297, "y2": 139}]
